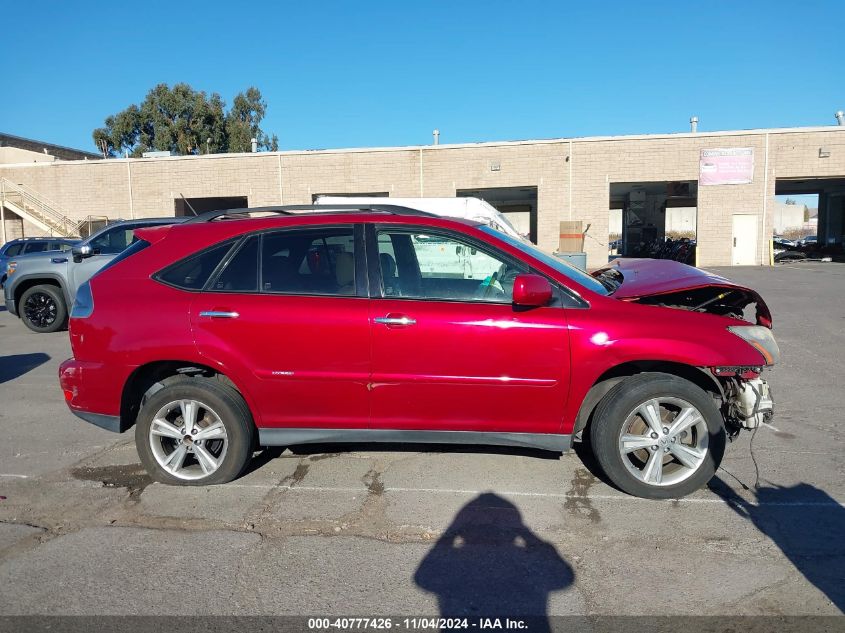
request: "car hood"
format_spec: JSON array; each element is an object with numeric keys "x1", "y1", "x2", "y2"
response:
[{"x1": 593, "y1": 258, "x2": 772, "y2": 327}]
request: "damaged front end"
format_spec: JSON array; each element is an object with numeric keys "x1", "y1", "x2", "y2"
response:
[
  {"x1": 593, "y1": 258, "x2": 778, "y2": 436},
  {"x1": 593, "y1": 259, "x2": 773, "y2": 327},
  {"x1": 719, "y1": 374, "x2": 775, "y2": 436},
  {"x1": 629, "y1": 285, "x2": 772, "y2": 327}
]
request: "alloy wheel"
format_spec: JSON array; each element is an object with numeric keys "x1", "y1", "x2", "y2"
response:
[
  {"x1": 617, "y1": 397, "x2": 709, "y2": 487},
  {"x1": 23, "y1": 292, "x2": 57, "y2": 329},
  {"x1": 148, "y1": 399, "x2": 228, "y2": 481}
]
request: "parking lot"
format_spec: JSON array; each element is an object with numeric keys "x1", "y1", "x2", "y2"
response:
[{"x1": 0, "y1": 263, "x2": 842, "y2": 618}]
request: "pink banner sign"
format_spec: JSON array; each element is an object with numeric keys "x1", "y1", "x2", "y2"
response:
[{"x1": 699, "y1": 148, "x2": 754, "y2": 185}]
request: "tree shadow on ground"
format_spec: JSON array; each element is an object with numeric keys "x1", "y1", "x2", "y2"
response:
[
  {"x1": 0, "y1": 352, "x2": 50, "y2": 384},
  {"x1": 709, "y1": 477, "x2": 845, "y2": 613},
  {"x1": 414, "y1": 493, "x2": 573, "y2": 631}
]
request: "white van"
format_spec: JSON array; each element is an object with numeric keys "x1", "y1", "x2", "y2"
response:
[{"x1": 313, "y1": 196, "x2": 527, "y2": 242}]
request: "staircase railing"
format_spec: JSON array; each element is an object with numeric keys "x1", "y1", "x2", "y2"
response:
[{"x1": 0, "y1": 177, "x2": 80, "y2": 237}]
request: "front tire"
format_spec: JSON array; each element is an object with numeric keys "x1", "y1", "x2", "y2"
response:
[
  {"x1": 20, "y1": 284, "x2": 67, "y2": 333},
  {"x1": 135, "y1": 377, "x2": 255, "y2": 485},
  {"x1": 589, "y1": 373, "x2": 725, "y2": 499}
]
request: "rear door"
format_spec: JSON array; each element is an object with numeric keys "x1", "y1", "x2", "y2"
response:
[
  {"x1": 367, "y1": 225, "x2": 570, "y2": 434},
  {"x1": 190, "y1": 224, "x2": 371, "y2": 429}
]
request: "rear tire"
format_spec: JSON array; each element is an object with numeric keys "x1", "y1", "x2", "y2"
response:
[
  {"x1": 20, "y1": 284, "x2": 67, "y2": 333},
  {"x1": 135, "y1": 377, "x2": 255, "y2": 486},
  {"x1": 589, "y1": 373, "x2": 725, "y2": 499}
]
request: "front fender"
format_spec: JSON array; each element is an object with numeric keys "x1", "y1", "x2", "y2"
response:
[
  {"x1": 6, "y1": 272, "x2": 71, "y2": 313},
  {"x1": 562, "y1": 299, "x2": 767, "y2": 433}
]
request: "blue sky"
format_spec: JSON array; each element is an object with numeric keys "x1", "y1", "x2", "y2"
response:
[{"x1": 1, "y1": 1, "x2": 842, "y2": 153}]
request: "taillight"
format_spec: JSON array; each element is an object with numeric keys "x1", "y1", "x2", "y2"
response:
[{"x1": 71, "y1": 281, "x2": 95, "y2": 319}]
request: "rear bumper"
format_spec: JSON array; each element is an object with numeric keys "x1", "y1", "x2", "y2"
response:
[
  {"x1": 59, "y1": 358, "x2": 133, "y2": 433},
  {"x1": 5, "y1": 297, "x2": 16, "y2": 316}
]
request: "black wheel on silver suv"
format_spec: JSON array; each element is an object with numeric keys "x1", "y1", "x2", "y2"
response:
[
  {"x1": 20, "y1": 284, "x2": 67, "y2": 333},
  {"x1": 135, "y1": 377, "x2": 255, "y2": 485},
  {"x1": 589, "y1": 373, "x2": 726, "y2": 499}
]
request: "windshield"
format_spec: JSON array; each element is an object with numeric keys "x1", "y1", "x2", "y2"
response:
[{"x1": 480, "y1": 227, "x2": 610, "y2": 296}]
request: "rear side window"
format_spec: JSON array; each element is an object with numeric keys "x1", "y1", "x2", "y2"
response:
[
  {"x1": 3, "y1": 243, "x2": 23, "y2": 257},
  {"x1": 23, "y1": 242, "x2": 50, "y2": 254},
  {"x1": 261, "y1": 227, "x2": 356, "y2": 296},
  {"x1": 211, "y1": 236, "x2": 259, "y2": 292},
  {"x1": 156, "y1": 241, "x2": 234, "y2": 290}
]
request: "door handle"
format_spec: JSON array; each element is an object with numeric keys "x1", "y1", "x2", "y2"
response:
[
  {"x1": 51, "y1": 257, "x2": 68, "y2": 264},
  {"x1": 374, "y1": 315, "x2": 416, "y2": 327},
  {"x1": 199, "y1": 310, "x2": 240, "y2": 319}
]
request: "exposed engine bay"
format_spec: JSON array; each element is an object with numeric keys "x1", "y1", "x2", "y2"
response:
[
  {"x1": 630, "y1": 286, "x2": 771, "y2": 326},
  {"x1": 721, "y1": 377, "x2": 775, "y2": 436},
  {"x1": 592, "y1": 260, "x2": 773, "y2": 327}
]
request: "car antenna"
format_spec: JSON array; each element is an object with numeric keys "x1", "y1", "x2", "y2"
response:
[{"x1": 179, "y1": 194, "x2": 198, "y2": 216}]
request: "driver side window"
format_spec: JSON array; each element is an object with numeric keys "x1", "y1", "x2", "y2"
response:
[
  {"x1": 376, "y1": 230, "x2": 525, "y2": 303},
  {"x1": 89, "y1": 226, "x2": 136, "y2": 255}
]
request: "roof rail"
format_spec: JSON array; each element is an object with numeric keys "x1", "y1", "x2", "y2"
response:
[{"x1": 183, "y1": 204, "x2": 439, "y2": 224}]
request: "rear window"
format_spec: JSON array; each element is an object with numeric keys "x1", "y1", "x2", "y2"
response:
[{"x1": 156, "y1": 241, "x2": 235, "y2": 290}]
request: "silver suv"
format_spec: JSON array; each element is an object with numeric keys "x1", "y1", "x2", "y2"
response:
[
  {"x1": 0, "y1": 237, "x2": 79, "y2": 288},
  {"x1": 4, "y1": 217, "x2": 186, "y2": 333}
]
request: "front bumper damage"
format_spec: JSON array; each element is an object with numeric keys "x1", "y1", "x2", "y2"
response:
[{"x1": 725, "y1": 377, "x2": 774, "y2": 430}]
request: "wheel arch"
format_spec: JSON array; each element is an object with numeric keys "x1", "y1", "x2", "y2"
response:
[
  {"x1": 13, "y1": 275, "x2": 69, "y2": 311},
  {"x1": 120, "y1": 360, "x2": 257, "y2": 432},
  {"x1": 571, "y1": 360, "x2": 722, "y2": 439}
]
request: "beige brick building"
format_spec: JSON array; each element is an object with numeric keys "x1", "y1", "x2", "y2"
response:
[{"x1": 2, "y1": 125, "x2": 844, "y2": 267}]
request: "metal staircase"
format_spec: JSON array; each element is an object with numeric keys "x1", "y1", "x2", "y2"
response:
[{"x1": 0, "y1": 177, "x2": 80, "y2": 237}]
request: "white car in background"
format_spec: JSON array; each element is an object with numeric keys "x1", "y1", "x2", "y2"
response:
[{"x1": 314, "y1": 196, "x2": 527, "y2": 242}]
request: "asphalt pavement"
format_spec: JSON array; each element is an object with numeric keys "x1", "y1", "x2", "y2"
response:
[{"x1": 0, "y1": 263, "x2": 843, "y2": 619}]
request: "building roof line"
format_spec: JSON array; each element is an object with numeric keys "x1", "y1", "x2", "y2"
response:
[
  {"x1": 0, "y1": 124, "x2": 843, "y2": 168},
  {"x1": 0, "y1": 132, "x2": 101, "y2": 160}
]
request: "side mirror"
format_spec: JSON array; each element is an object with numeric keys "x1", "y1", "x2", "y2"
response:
[
  {"x1": 72, "y1": 244, "x2": 93, "y2": 263},
  {"x1": 512, "y1": 273, "x2": 552, "y2": 307}
]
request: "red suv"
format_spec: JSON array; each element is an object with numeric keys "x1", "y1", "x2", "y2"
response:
[{"x1": 59, "y1": 205, "x2": 778, "y2": 499}]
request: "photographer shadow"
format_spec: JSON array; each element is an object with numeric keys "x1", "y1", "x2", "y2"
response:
[
  {"x1": 710, "y1": 477, "x2": 845, "y2": 613},
  {"x1": 414, "y1": 493, "x2": 573, "y2": 630}
]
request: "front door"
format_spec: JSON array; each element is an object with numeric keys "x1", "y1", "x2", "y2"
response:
[
  {"x1": 732, "y1": 214, "x2": 758, "y2": 265},
  {"x1": 368, "y1": 226, "x2": 570, "y2": 434},
  {"x1": 191, "y1": 225, "x2": 371, "y2": 429}
]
